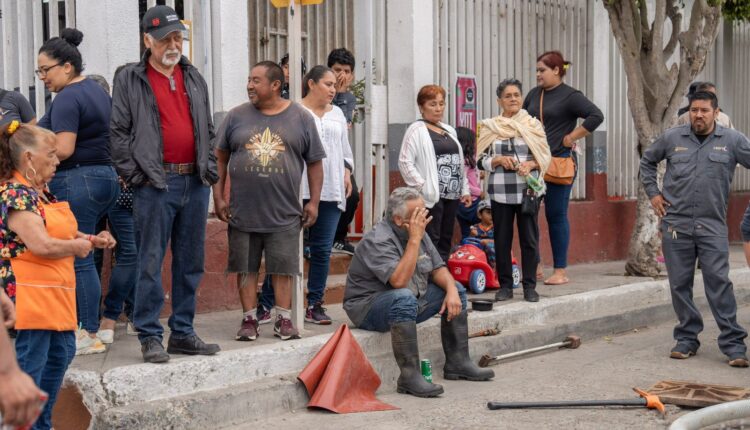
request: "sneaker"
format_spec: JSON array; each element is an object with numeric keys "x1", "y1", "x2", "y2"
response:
[
  {"x1": 126, "y1": 322, "x2": 139, "y2": 336},
  {"x1": 167, "y1": 334, "x2": 221, "y2": 356},
  {"x1": 141, "y1": 338, "x2": 170, "y2": 363},
  {"x1": 257, "y1": 307, "x2": 272, "y2": 325},
  {"x1": 332, "y1": 240, "x2": 355, "y2": 256},
  {"x1": 305, "y1": 302, "x2": 332, "y2": 325},
  {"x1": 728, "y1": 354, "x2": 750, "y2": 368},
  {"x1": 97, "y1": 329, "x2": 115, "y2": 344},
  {"x1": 274, "y1": 315, "x2": 301, "y2": 340},
  {"x1": 236, "y1": 316, "x2": 259, "y2": 341},
  {"x1": 670, "y1": 343, "x2": 697, "y2": 359},
  {"x1": 76, "y1": 328, "x2": 107, "y2": 356}
]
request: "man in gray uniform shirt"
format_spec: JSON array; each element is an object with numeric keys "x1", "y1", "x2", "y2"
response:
[{"x1": 641, "y1": 91, "x2": 750, "y2": 368}]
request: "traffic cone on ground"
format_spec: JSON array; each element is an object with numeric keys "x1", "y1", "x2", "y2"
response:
[{"x1": 298, "y1": 324, "x2": 398, "y2": 413}]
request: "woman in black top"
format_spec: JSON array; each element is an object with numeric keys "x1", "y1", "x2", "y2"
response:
[{"x1": 523, "y1": 51, "x2": 603, "y2": 285}]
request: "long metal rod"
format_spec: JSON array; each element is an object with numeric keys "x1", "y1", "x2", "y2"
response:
[
  {"x1": 488, "y1": 399, "x2": 646, "y2": 410},
  {"x1": 490, "y1": 341, "x2": 569, "y2": 361}
]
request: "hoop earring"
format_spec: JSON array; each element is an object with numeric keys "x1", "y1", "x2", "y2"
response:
[{"x1": 25, "y1": 166, "x2": 38, "y2": 182}]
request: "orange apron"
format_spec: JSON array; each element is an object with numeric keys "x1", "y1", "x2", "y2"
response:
[{"x1": 10, "y1": 172, "x2": 77, "y2": 331}]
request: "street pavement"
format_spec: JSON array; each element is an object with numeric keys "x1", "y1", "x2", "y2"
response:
[{"x1": 249, "y1": 305, "x2": 750, "y2": 430}]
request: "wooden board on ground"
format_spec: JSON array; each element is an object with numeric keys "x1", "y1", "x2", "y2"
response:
[{"x1": 647, "y1": 380, "x2": 750, "y2": 408}]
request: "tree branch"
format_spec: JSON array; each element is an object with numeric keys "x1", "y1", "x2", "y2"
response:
[{"x1": 663, "y1": 1, "x2": 681, "y2": 58}]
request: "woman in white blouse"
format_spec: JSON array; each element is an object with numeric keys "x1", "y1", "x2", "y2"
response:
[
  {"x1": 260, "y1": 66, "x2": 353, "y2": 325},
  {"x1": 398, "y1": 85, "x2": 471, "y2": 261}
]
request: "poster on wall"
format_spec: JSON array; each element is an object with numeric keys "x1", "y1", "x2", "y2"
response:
[{"x1": 455, "y1": 74, "x2": 477, "y2": 132}]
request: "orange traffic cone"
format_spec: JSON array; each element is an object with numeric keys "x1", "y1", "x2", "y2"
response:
[{"x1": 298, "y1": 324, "x2": 399, "y2": 413}]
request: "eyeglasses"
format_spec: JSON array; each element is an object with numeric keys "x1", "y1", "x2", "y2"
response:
[{"x1": 34, "y1": 63, "x2": 62, "y2": 78}]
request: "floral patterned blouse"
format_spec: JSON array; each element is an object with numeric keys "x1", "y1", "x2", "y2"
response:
[{"x1": 0, "y1": 181, "x2": 53, "y2": 298}]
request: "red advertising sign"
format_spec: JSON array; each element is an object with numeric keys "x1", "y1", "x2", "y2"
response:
[{"x1": 455, "y1": 74, "x2": 478, "y2": 131}]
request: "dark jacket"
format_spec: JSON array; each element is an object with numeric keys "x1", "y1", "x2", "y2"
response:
[{"x1": 110, "y1": 50, "x2": 218, "y2": 189}]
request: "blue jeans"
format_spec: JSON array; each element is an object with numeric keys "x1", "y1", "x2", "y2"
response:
[
  {"x1": 15, "y1": 330, "x2": 75, "y2": 430},
  {"x1": 259, "y1": 201, "x2": 341, "y2": 309},
  {"x1": 544, "y1": 182, "x2": 573, "y2": 269},
  {"x1": 102, "y1": 203, "x2": 138, "y2": 322},
  {"x1": 358, "y1": 283, "x2": 468, "y2": 332},
  {"x1": 132, "y1": 174, "x2": 210, "y2": 343},
  {"x1": 49, "y1": 165, "x2": 119, "y2": 333}
]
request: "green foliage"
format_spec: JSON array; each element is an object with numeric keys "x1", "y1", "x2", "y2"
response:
[{"x1": 718, "y1": 0, "x2": 750, "y2": 22}]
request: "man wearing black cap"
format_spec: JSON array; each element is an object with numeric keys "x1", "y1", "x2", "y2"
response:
[{"x1": 110, "y1": 5, "x2": 220, "y2": 363}]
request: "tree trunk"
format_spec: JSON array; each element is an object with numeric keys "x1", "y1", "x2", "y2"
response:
[{"x1": 625, "y1": 176, "x2": 663, "y2": 277}]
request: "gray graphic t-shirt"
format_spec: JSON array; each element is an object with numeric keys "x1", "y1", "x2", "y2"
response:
[{"x1": 216, "y1": 102, "x2": 326, "y2": 232}]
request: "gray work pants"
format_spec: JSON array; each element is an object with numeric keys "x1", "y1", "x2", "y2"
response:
[{"x1": 662, "y1": 230, "x2": 747, "y2": 357}]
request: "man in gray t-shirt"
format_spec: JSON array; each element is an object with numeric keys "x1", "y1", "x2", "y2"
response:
[
  {"x1": 344, "y1": 187, "x2": 494, "y2": 398},
  {"x1": 0, "y1": 89, "x2": 36, "y2": 127},
  {"x1": 213, "y1": 61, "x2": 325, "y2": 342}
]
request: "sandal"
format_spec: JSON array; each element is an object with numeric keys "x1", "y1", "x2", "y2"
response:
[{"x1": 544, "y1": 276, "x2": 569, "y2": 286}]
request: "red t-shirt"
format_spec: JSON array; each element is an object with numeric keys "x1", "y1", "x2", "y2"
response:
[{"x1": 146, "y1": 62, "x2": 196, "y2": 164}]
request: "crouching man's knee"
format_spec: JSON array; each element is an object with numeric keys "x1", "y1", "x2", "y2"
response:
[{"x1": 388, "y1": 289, "x2": 418, "y2": 324}]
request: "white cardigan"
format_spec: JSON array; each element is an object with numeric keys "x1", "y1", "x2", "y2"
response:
[{"x1": 398, "y1": 120, "x2": 470, "y2": 208}]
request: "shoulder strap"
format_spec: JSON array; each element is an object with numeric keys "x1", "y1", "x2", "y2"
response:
[
  {"x1": 419, "y1": 118, "x2": 451, "y2": 135},
  {"x1": 509, "y1": 137, "x2": 521, "y2": 164}
]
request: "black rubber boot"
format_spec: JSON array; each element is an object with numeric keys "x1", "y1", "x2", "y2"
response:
[
  {"x1": 441, "y1": 311, "x2": 495, "y2": 381},
  {"x1": 390, "y1": 321, "x2": 444, "y2": 398},
  {"x1": 523, "y1": 287, "x2": 539, "y2": 302}
]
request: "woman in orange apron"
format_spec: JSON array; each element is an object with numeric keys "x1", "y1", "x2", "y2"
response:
[{"x1": 0, "y1": 121, "x2": 114, "y2": 430}]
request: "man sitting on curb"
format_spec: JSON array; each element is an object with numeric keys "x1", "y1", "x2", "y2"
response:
[{"x1": 343, "y1": 187, "x2": 494, "y2": 398}]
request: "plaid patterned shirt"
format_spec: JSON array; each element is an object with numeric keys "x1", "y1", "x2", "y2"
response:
[{"x1": 478, "y1": 137, "x2": 539, "y2": 204}]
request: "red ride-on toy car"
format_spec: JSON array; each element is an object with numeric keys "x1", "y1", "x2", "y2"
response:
[{"x1": 448, "y1": 242, "x2": 520, "y2": 294}]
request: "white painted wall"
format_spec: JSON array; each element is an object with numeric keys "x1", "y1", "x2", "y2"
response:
[
  {"x1": 386, "y1": 0, "x2": 434, "y2": 124},
  {"x1": 75, "y1": 0, "x2": 140, "y2": 88},
  {"x1": 210, "y1": 0, "x2": 249, "y2": 114}
]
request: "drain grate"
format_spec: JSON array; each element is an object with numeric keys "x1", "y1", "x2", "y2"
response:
[{"x1": 647, "y1": 380, "x2": 750, "y2": 408}]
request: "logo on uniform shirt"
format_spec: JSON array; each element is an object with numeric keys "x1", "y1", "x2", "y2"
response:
[
  {"x1": 713, "y1": 146, "x2": 728, "y2": 152},
  {"x1": 245, "y1": 127, "x2": 286, "y2": 174},
  {"x1": 674, "y1": 146, "x2": 689, "y2": 152}
]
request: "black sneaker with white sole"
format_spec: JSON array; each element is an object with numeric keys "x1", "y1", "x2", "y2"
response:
[{"x1": 332, "y1": 240, "x2": 355, "y2": 255}]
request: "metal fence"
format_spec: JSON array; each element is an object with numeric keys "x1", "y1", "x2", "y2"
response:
[
  {"x1": 248, "y1": 0, "x2": 354, "y2": 70},
  {"x1": 606, "y1": 19, "x2": 750, "y2": 198},
  {"x1": 433, "y1": 0, "x2": 590, "y2": 199}
]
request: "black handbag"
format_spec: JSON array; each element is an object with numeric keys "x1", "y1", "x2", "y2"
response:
[{"x1": 510, "y1": 139, "x2": 539, "y2": 216}]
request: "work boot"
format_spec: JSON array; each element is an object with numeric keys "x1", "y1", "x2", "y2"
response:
[
  {"x1": 523, "y1": 287, "x2": 539, "y2": 302},
  {"x1": 495, "y1": 287, "x2": 513, "y2": 302},
  {"x1": 141, "y1": 338, "x2": 170, "y2": 363},
  {"x1": 390, "y1": 321, "x2": 444, "y2": 398},
  {"x1": 167, "y1": 334, "x2": 220, "y2": 355},
  {"x1": 441, "y1": 311, "x2": 495, "y2": 381}
]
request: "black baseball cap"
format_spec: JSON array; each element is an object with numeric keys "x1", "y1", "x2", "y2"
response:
[{"x1": 142, "y1": 5, "x2": 185, "y2": 40}]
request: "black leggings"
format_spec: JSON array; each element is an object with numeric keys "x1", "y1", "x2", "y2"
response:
[
  {"x1": 427, "y1": 198, "x2": 459, "y2": 261},
  {"x1": 491, "y1": 200, "x2": 539, "y2": 290}
]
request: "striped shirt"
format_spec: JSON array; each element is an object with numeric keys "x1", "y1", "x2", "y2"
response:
[{"x1": 478, "y1": 136, "x2": 539, "y2": 204}]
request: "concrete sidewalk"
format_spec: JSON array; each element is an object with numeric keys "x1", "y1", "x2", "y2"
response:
[{"x1": 58, "y1": 246, "x2": 750, "y2": 429}]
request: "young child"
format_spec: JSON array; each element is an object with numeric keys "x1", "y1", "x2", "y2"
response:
[{"x1": 467, "y1": 200, "x2": 495, "y2": 268}]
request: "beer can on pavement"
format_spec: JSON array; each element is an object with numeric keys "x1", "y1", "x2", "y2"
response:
[{"x1": 420, "y1": 359, "x2": 433, "y2": 382}]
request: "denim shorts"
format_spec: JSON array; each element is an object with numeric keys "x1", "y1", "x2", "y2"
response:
[{"x1": 227, "y1": 226, "x2": 300, "y2": 275}]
